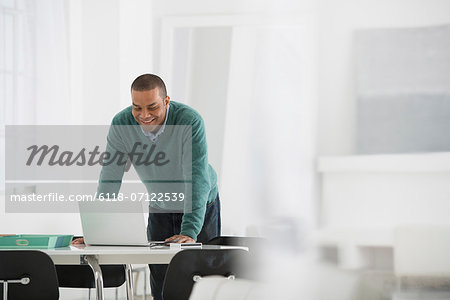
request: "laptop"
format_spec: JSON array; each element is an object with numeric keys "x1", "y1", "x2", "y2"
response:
[{"x1": 78, "y1": 200, "x2": 156, "y2": 246}]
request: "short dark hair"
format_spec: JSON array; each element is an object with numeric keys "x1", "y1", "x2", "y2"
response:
[{"x1": 131, "y1": 74, "x2": 167, "y2": 99}]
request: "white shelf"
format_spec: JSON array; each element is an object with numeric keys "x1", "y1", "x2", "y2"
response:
[
  {"x1": 318, "y1": 152, "x2": 450, "y2": 173},
  {"x1": 314, "y1": 228, "x2": 394, "y2": 248}
]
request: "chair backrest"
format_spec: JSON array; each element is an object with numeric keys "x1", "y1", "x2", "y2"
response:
[
  {"x1": 55, "y1": 235, "x2": 126, "y2": 289},
  {"x1": 0, "y1": 250, "x2": 59, "y2": 300},
  {"x1": 162, "y1": 249, "x2": 250, "y2": 300},
  {"x1": 55, "y1": 265, "x2": 126, "y2": 288},
  {"x1": 206, "y1": 236, "x2": 267, "y2": 280},
  {"x1": 206, "y1": 236, "x2": 266, "y2": 250}
]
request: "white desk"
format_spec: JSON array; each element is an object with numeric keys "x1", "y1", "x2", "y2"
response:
[
  {"x1": 39, "y1": 244, "x2": 244, "y2": 300},
  {"x1": 43, "y1": 244, "x2": 184, "y2": 264}
]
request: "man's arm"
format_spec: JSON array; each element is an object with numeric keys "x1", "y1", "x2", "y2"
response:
[
  {"x1": 96, "y1": 124, "x2": 128, "y2": 197},
  {"x1": 179, "y1": 117, "x2": 212, "y2": 241}
]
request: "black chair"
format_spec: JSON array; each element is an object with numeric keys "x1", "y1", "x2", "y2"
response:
[
  {"x1": 55, "y1": 236, "x2": 126, "y2": 299},
  {"x1": 206, "y1": 236, "x2": 267, "y2": 280},
  {"x1": 0, "y1": 250, "x2": 60, "y2": 300},
  {"x1": 162, "y1": 249, "x2": 250, "y2": 300},
  {"x1": 55, "y1": 265, "x2": 126, "y2": 289},
  {"x1": 206, "y1": 236, "x2": 266, "y2": 250}
]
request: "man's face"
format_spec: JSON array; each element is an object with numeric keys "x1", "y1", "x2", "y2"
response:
[{"x1": 131, "y1": 88, "x2": 170, "y2": 130}]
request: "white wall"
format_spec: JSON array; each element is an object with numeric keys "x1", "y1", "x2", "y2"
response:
[
  {"x1": 79, "y1": 0, "x2": 121, "y2": 124},
  {"x1": 317, "y1": 0, "x2": 450, "y2": 155},
  {"x1": 70, "y1": 0, "x2": 153, "y2": 125}
]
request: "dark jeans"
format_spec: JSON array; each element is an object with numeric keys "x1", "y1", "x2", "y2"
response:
[{"x1": 146, "y1": 193, "x2": 221, "y2": 300}]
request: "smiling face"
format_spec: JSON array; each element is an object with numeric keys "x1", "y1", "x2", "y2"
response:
[{"x1": 131, "y1": 88, "x2": 170, "y2": 131}]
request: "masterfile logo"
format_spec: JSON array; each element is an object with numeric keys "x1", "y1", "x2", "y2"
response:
[
  {"x1": 25, "y1": 142, "x2": 170, "y2": 172},
  {"x1": 4, "y1": 125, "x2": 192, "y2": 213}
]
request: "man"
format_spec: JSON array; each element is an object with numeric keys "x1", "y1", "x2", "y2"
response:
[{"x1": 74, "y1": 74, "x2": 220, "y2": 300}]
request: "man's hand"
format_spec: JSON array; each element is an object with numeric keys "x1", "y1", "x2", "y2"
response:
[
  {"x1": 71, "y1": 237, "x2": 85, "y2": 245},
  {"x1": 165, "y1": 234, "x2": 195, "y2": 243}
]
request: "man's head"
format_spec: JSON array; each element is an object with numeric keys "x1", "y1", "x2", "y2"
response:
[{"x1": 131, "y1": 74, "x2": 170, "y2": 129}]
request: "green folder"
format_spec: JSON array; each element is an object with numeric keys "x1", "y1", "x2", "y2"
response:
[{"x1": 0, "y1": 234, "x2": 73, "y2": 249}]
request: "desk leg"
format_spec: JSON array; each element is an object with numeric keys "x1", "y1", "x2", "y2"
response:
[
  {"x1": 84, "y1": 255, "x2": 104, "y2": 300},
  {"x1": 3, "y1": 282, "x2": 7, "y2": 300},
  {"x1": 125, "y1": 264, "x2": 134, "y2": 300}
]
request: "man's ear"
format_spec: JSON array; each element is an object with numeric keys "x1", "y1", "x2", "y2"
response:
[{"x1": 165, "y1": 96, "x2": 171, "y2": 107}]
